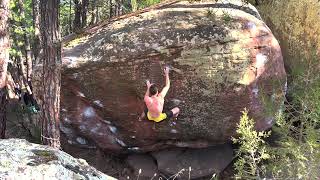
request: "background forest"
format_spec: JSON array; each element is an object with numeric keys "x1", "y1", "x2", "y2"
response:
[{"x1": 0, "y1": 0, "x2": 319, "y2": 179}]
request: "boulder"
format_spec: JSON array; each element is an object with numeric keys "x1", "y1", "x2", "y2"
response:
[
  {"x1": 0, "y1": 139, "x2": 116, "y2": 179},
  {"x1": 152, "y1": 144, "x2": 233, "y2": 179},
  {"x1": 61, "y1": 0, "x2": 286, "y2": 152}
]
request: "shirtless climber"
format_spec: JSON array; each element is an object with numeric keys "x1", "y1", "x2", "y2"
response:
[{"x1": 142, "y1": 66, "x2": 180, "y2": 122}]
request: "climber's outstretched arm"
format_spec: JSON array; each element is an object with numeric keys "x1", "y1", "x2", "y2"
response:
[
  {"x1": 144, "y1": 80, "x2": 152, "y2": 99},
  {"x1": 160, "y1": 67, "x2": 170, "y2": 97}
]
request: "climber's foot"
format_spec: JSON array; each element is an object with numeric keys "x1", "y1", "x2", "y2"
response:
[
  {"x1": 170, "y1": 98, "x2": 184, "y2": 106},
  {"x1": 138, "y1": 112, "x2": 145, "y2": 121}
]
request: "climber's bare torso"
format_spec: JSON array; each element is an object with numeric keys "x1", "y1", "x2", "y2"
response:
[
  {"x1": 144, "y1": 93, "x2": 165, "y2": 118},
  {"x1": 142, "y1": 66, "x2": 180, "y2": 122}
]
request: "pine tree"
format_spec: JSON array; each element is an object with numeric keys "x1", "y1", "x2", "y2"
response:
[
  {"x1": 0, "y1": 0, "x2": 10, "y2": 138},
  {"x1": 36, "y1": 0, "x2": 61, "y2": 148}
]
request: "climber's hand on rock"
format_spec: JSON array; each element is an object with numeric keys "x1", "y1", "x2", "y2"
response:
[
  {"x1": 146, "y1": 80, "x2": 152, "y2": 88},
  {"x1": 164, "y1": 66, "x2": 170, "y2": 75}
]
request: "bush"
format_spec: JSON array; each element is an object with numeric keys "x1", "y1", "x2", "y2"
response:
[{"x1": 232, "y1": 109, "x2": 270, "y2": 179}]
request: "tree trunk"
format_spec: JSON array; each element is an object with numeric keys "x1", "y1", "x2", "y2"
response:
[
  {"x1": 109, "y1": 0, "x2": 113, "y2": 18},
  {"x1": 32, "y1": 0, "x2": 41, "y2": 65},
  {"x1": 90, "y1": 0, "x2": 96, "y2": 25},
  {"x1": 96, "y1": 2, "x2": 99, "y2": 23},
  {"x1": 38, "y1": 0, "x2": 61, "y2": 148},
  {"x1": 17, "y1": 0, "x2": 33, "y2": 89},
  {"x1": 0, "y1": 90, "x2": 6, "y2": 139},
  {"x1": 117, "y1": 0, "x2": 122, "y2": 16},
  {"x1": 69, "y1": 0, "x2": 72, "y2": 33},
  {"x1": 114, "y1": 0, "x2": 118, "y2": 16},
  {"x1": 0, "y1": 0, "x2": 10, "y2": 139},
  {"x1": 73, "y1": 0, "x2": 81, "y2": 32},
  {"x1": 81, "y1": 0, "x2": 89, "y2": 28}
]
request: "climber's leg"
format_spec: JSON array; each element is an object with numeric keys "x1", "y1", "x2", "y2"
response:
[
  {"x1": 138, "y1": 107, "x2": 148, "y2": 121},
  {"x1": 171, "y1": 107, "x2": 180, "y2": 118},
  {"x1": 165, "y1": 107, "x2": 180, "y2": 119},
  {"x1": 167, "y1": 98, "x2": 184, "y2": 109}
]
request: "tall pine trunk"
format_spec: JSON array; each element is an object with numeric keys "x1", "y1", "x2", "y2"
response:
[
  {"x1": 89, "y1": 0, "x2": 97, "y2": 25},
  {"x1": 117, "y1": 0, "x2": 122, "y2": 16},
  {"x1": 73, "y1": 0, "x2": 81, "y2": 32},
  {"x1": 17, "y1": 0, "x2": 32, "y2": 90},
  {"x1": 69, "y1": 0, "x2": 72, "y2": 33},
  {"x1": 95, "y1": 1, "x2": 99, "y2": 23},
  {"x1": 37, "y1": 0, "x2": 61, "y2": 148},
  {"x1": 81, "y1": 0, "x2": 89, "y2": 28},
  {"x1": 109, "y1": 0, "x2": 113, "y2": 18},
  {"x1": 32, "y1": 0, "x2": 41, "y2": 65},
  {"x1": 0, "y1": 0, "x2": 10, "y2": 139}
]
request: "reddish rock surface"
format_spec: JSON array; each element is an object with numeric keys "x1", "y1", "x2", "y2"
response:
[{"x1": 61, "y1": 0, "x2": 286, "y2": 152}]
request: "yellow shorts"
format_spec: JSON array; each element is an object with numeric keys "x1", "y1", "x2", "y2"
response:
[{"x1": 147, "y1": 111, "x2": 167, "y2": 122}]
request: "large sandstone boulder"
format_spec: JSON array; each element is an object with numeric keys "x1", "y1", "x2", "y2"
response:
[
  {"x1": 61, "y1": 0, "x2": 286, "y2": 152},
  {"x1": 0, "y1": 139, "x2": 116, "y2": 179}
]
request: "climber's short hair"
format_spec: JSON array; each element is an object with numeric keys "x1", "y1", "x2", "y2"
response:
[{"x1": 149, "y1": 84, "x2": 158, "y2": 96}]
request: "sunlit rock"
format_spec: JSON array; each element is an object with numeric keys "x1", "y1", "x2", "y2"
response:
[
  {"x1": 0, "y1": 139, "x2": 116, "y2": 179},
  {"x1": 62, "y1": 0, "x2": 286, "y2": 152}
]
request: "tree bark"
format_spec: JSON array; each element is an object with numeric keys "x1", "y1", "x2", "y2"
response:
[
  {"x1": 17, "y1": 0, "x2": 33, "y2": 90},
  {"x1": 69, "y1": 0, "x2": 72, "y2": 33},
  {"x1": 37, "y1": 0, "x2": 61, "y2": 148},
  {"x1": 32, "y1": 0, "x2": 41, "y2": 65},
  {"x1": 73, "y1": 0, "x2": 81, "y2": 32},
  {"x1": 81, "y1": 0, "x2": 89, "y2": 28},
  {"x1": 114, "y1": 0, "x2": 118, "y2": 16},
  {"x1": 90, "y1": 0, "x2": 97, "y2": 25},
  {"x1": 109, "y1": 0, "x2": 113, "y2": 18},
  {"x1": 117, "y1": 0, "x2": 122, "y2": 16},
  {"x1": 96, "y1": 1, "x2": 99, "y2": 23},
  {"x1": 0, "y1": 0, "x2": 10, "y2": 139}
]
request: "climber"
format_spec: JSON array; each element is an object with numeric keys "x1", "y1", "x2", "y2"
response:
[{"x1": 141, "y1": 66, "x2": 180, "y2": 122}]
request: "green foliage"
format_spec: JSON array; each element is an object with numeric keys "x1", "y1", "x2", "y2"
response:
[
  {"x1": 241, "y1": 0, "x2": 257, "y2": 4},
  {"x1": 9, "y1": 0, "x2": 34, "y2": 61},
  {"x1": 131, "y1": 0, "x2": 138, "y2": 11},
  {"x1": 258, "y1": 0, "x2": 320, "y2": 73},
  {"x1": 206, "y1": 8, "x2": 217, "y2": 19},
  {"x1": 222, "y1": 10, "x2": 232, "y2": 23},
  {"x1": 232, "y1": 48, "x2": 320, "y2": 179},
  {"x1": 60, "y1": 1, "x2": 74, "y2": 36},
  {"x1": 58, "y1": 0, "x2": 161, "y2": 36},
  {"x1": 232, "y1": 109, "x2": 270, "y2": 179},
  {"x1": 136, "y1": 0, "x2": 161, "y2": 9},
  {"x1": 265, "y1": 47, "x2": 320, "y2": 178},
  {"x1": 230, "y1": 2, "x2": 320, "y2": 179}
]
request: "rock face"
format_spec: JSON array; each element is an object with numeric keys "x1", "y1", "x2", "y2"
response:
[
  {"x1": 0, "y1": 139, "x2": 116, "y2": 179},
  {"x1": 62, "y1": 0, "x2": 286, "y2": 152}
]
